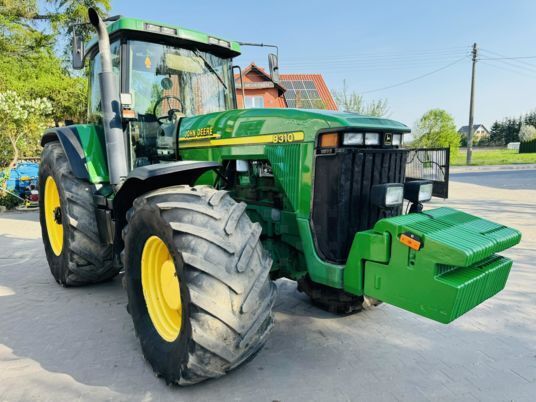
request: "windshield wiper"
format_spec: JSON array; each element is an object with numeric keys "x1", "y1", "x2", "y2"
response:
[{"x1": 193, "y1": 49, "x2": 227, "y2": 90}]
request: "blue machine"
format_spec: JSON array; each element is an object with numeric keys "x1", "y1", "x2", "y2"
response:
[{"x1": 3, "y1": 162, "x2": 39, "y2": 197}]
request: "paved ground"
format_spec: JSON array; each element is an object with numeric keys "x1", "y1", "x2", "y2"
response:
[{"x1": 0, "y1": 168, "x2": 535, "y2": 402}]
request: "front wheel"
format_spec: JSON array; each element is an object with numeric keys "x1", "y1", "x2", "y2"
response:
[{"x1": 123, "y1": 185, "x2": 276, "y2": 385}]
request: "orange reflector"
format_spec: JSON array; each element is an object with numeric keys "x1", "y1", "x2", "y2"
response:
[
  {"x1": 400, "y1": 233, "x2": 422, "y2": 250},
  {"x1": 320, "y1": 133, "x2": 339, "y2": 148},
  {"x1": 122, "y1": 109, "x2": 136, "y2": 119}
]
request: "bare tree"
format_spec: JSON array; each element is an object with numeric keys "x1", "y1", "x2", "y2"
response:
[{"x1": 332, "y1": 80, "x2": 389, "y2": 117}]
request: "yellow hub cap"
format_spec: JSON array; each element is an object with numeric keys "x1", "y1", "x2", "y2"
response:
[
  {"x1": 44, "y1": 176, "x2": 63, "y2": 256},
  {"x1": 141, "y1": 236, "x2": 182, "y2": 342}
]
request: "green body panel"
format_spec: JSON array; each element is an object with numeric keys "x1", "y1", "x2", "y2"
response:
[
  {"x1": 86, "y1": 17, "x2": 240, "y2": 55},
  {"x1": 177, "y1": 108, "x2": 410, "y2": 286},
  {"x1": 344, "y1": 207, "x2": 521, "y2": 323},
  {"x1": 72, "y1": 124, "x2": 109, "y2": 183}
]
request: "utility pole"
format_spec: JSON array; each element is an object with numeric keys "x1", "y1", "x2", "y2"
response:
[{"x1": 466, "y1": 43, "x2": 478, "y2": 165}]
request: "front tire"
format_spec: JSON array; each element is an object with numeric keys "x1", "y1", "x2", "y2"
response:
[
  {"x1": 123, "y1": 185, "x2": 276, "y2": 385},
  {"x1": 39, "y1": 142, "x2": 117, "y2": 286}
]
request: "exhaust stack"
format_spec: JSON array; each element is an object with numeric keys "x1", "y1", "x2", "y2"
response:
[{"x1": 88, "y1": 7, "x2": 128, "y2": 190}]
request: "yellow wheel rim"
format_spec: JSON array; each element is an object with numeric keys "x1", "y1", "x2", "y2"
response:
[
  {"x1": 141, "y1": 236, "x2": 182, "y2": 342},
  {"x1": 44, "y1": 176, "x2": 63, "y2": 256}
]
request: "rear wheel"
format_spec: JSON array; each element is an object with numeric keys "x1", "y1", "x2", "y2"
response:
[
  {"x1": 39, "y1": 142, "x2": 117, "y2": 286},
  {"x1": 298, "y1": 275, "x2": 364, "y2": 315},
  {"x1": 123, "y1": 185, "x2": 276, "y2": 385}
]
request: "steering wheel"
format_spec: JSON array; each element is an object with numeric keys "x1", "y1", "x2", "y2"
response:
[{"x1": 153, "y1": 95, "x2": 183, "y2": 124}]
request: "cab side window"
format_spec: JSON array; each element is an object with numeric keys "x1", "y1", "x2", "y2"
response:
[{"x1": 88, "y1": 41, "x2": 121, "y2": 122}]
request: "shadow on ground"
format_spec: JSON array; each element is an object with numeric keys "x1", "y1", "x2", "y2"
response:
[{"x1": 0, "y1": 190, "x2": 535, "y2": 401}]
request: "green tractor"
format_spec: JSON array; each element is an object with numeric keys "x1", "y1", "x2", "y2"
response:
[{"x1": 39, "y1": 8, "x2": 521, "y2": 385}]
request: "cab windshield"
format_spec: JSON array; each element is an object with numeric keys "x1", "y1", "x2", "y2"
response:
[
  {"x1": 129, "y1": 40, "x2": 233, "y2": 117},
  {"x1": 127, "y1": 40, "x2": 233, "y2": 167}
]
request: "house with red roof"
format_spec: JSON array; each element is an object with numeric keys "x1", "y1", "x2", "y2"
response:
[
  {"x1": 235, "y1": 63, "x2": 337, "y2": 110},
  {"x1": 234, "y1": 63, "x2": 287, "y2": 109}
]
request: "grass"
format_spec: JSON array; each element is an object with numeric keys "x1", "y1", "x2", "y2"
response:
[{"x1": 451, "y1": 148, "x2": 536, "y2": 166}]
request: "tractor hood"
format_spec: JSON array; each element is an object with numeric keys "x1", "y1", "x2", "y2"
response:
[{"x1": 177, "y1": 108, "x2": 410, "y2": 148}]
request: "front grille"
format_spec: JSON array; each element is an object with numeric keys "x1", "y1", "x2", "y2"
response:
[{"x1": 311, "y1": 148, "x2": 408, "y2": 264}]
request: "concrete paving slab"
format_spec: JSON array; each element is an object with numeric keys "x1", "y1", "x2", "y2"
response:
[{"x1": 0, "y1": 172, "x2": 534, "y2": 402}]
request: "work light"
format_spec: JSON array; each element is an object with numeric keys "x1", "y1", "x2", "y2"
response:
[
  {"x1": 404, "y1": 180, "x2": 433, "y2": 203},
  {"x1": 392, "y1": 133, "x2": 403, "y2": 146},
  {"x1": 343, "y1": 132, "x2": 364, "y2": 145},
  {"x1": 371, "y1": 183, "x2": 404, "y2": 208},
  {"x1": 160, "y1": 27, "x2": 177, "y2": 36},
  {"x1": 364, "y1": 132, "x2": 380, "y2": 145}
]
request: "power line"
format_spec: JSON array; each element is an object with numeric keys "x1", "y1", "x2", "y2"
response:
[
  {"x1": 479, "y1": 48, "x2": 536, "y2": 71},
  {"x1": 480, "y1": 60, "x2": 536, "y2": 79},
  {"x1": 359, "y1": 56, "x2": 468, "y2": 94},
  {"x1": 283, "y1": 50, "x2": 469, "y2": 66},
  {"x1": 281, "y1": 58, "x2": 471, "y2": 73},
  {"x1": 282, "y1": 46, "x2": 470, "y2": 63},
  {"x1": 480, "y1": 55, "x2": 536, "y2": 60},
  {"x1": 478, "y1": 52, "x2": 536, "y2": 75}
]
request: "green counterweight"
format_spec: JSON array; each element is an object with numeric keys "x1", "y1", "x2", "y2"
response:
[{"x1": 344, "y1": 207, "x2": 521, "y2": 323}]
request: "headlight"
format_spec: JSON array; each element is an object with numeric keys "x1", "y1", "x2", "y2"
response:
[
  {"x1": 371, "y1": 183, "x2": 404, "y2": 208},
  {"x1": 392, "y1": 134, "x2": 402, "y2": 146},
  {"x1": 343, "y1": 132, "x2": 364, "y2": 145},
  {"x1": 364, "y1": 132, "x2": 380, "y2": 145},
  {"x1": 404, "y1": 180, "x2": 433, "y2": 203}
]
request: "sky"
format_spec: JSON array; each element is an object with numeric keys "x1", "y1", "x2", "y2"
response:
[{"x1": 111, "y1": 0, "x2": 536, "y2": 130}]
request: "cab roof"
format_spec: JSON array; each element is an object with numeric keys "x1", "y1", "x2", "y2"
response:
[{"x1": 86, "y1": 16, "x2": 241, "y2": 58}]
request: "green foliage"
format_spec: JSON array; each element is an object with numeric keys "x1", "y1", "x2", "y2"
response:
[
  {"x1": 0, "y1": 192, "x2": 21, "y2": 209},
  {"x1": 489, "y1": 117, "x2": 521, "y2": 145},
  {"x1": 0, "y1": 0, "x2": 108, "y2": 163},
  {"x1": 0, "y1": 91, "x2": 53, "y2": 167},
  {"x1": 488, "y1": 111, "x2": 536, "y2": 146},
  {"x1": 332, "y1": 80, "x2": 389, "y2": 117},
  {"x1": 413, "y1": 109, "x2": 461, "y2": 153},
  {"x1": 0, "y1": 51, "x2": 87, "y2": 124}
]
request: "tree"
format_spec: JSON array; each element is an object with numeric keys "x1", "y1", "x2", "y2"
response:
[
  {"x1": 519, "y1": 123, "x2": 536, "y2": 142},
  {"x1": 332, "y1": 80, "x2": 389, "y2": 117},
  {"x1": 0, "y1": 91, "x2": 53, "y2": 169},
  {"x1": 413, "y1": 109, "x2": 461, "y2": 153},
  {"x1": 0, "y1": 0, "x2": 104, "y2": 164},
  {"x1": 1, "y1": 0, "x2": 111, "y2": 56},
  {"x1": 489, "y1": 121, "x2": 504, "y2": 145}
]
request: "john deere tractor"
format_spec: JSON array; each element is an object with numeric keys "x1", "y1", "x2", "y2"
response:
[{"x1": 39, "y1": 8, "x2": 521, "y2": 385}]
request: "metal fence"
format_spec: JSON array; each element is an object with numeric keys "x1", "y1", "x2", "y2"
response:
[
  {"x1": 405, "y1": 148, "x2": 450, "y2": 198},
  {"x1": 520, "y1": 139, "x2": 536, "y2": 154}
]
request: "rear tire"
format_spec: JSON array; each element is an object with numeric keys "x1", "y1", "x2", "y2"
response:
[
  {"x1": 39, "y1": 142, "x2": 117, "y2": 286},
  {"x1": 123, "y1": 185, "x2": 276, "y2": 385},
  {"x1": 298, "y1": 275, "x2": 364, "y2": 315}
]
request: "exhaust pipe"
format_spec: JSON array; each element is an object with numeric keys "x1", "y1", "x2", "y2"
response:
[{"x1": 88, "y1": 7, "x2": 128, "y2": 190}]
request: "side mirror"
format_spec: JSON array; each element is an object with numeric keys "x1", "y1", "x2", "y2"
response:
[
  {"x1": 268, "y1": 53, "x2": 279, "y2": 83},
  {"x1": 72, "y1": 34, "x2": 85, "y2": 70}
]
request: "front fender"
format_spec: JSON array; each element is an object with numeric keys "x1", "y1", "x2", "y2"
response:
[{"x1": 112, "y1": 161, "x2": 221, "y2": 256}]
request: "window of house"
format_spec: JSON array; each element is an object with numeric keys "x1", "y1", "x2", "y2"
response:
[{"x1": 244, "y1": 96, "x2": 264, "y2": 108}]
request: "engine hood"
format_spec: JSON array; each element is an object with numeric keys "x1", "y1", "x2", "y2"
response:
[{"x1": 177, "y1": 108, "x2": 410, "y2": 144}]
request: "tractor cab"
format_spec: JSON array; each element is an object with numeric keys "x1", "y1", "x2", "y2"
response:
[{"x1": 80, "y1": 17, "x2": 241, "y2": 170}]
